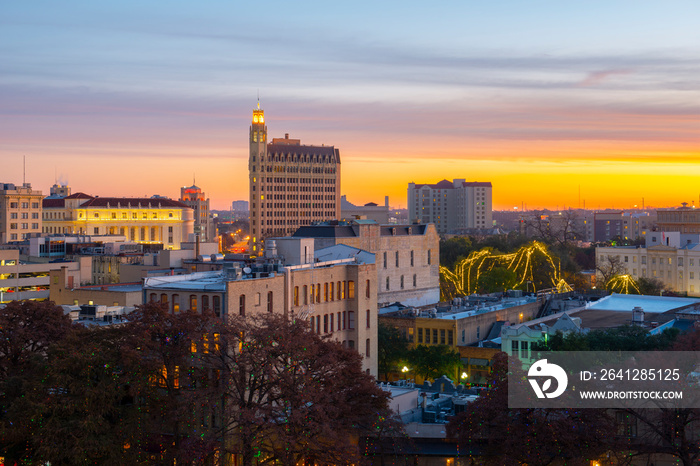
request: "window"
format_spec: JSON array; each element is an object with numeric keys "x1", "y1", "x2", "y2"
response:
[
  {"x1": 521, "y1": 341, "x2": 528, "y2": 359},
  {"x1": 418, "y1": 328, "x2": 423, "y2": 343},
  {"x1": 432, "y1": 329, "x2": 438, "y2": 344},
  {"x1": 410, "y1": 250, "x2": 414, "y2": 266},
  {"x1": 366, "y1": 309, "x2": 370, "y2": 328},
  {"x1": 150, "y1": 293, "x2": 157, "y2": 302},
  {"x1": 323, "y1": 314, "x2": 328, "y2": 333},
  {"x1": 32, "y1": 202, "x2": 39, "y2": 209},
  {"x1": 341, "y1": 281, "x2": 346, "y2": 299},
  {"x1": 511, "y1": 340, "x2": 519, "y2": 354},
  {"x1": 348, "y1": 281, "x2": 355, "y2": 299},
  {"x1": 337, "y1": 312, "x2": 341, "y2": 331},
  {"x1": 428, "y1": 249, "x2": 431, "y2": 265},
  {"x1": 213, "y1": 296, "x2": 221, "y2": 317},
  {"x1": 310, "y1": 284, "x2": 315, "y2": 304},
  {"x1": 267, "y1": 291, "x2": 273, "y2": 312},
  {"x1": 395, "y1": 251, "x2": 399, "y2": 267},
  {"x1": 255, "y1": 292, "x2": 261, "y2": 306},
  {"x1": 303, "y1": 285, "x2": 308, "y2": 305},
  {"x1": 132, "y1": 212, "x2": 137, "y2": 219},
  {"x1": 330, "y1": 282, "x2": 334, "y2": 301},
  {"x1": 202, "y1": 295, "x2": 209, "y2": 311},
  {"x1": 316, "y1": 283, "x2": 321, "y2": 303},
  {"x1": 366, "y1": 339, "x2": 370, "y2": 358},
  {"x1": 330, "y1": 313, "x2": 334, "y2": 332},
  {"x1": 172, "y1": 294, "x2": 180, "y2": 313},
  {"x1": 413, "y1": 274, "x2": 417, "y2": 287},
  {"x1": 448, "y1": 330, "x2": 453, "y2": 346},
  {"x1": 476, "y1": 326, "x2": 480, "y2": 340},
  {"x1": 425, "y1": 329, "x2": 430, "y2": 344},
  {"x1": 294, "y1": 286, "x2": 299, "y2": 306},
  {"x1": 337, "y1": 281, "x2": 341, "y2": 300},
  {"x1": 400, "y1": 275, "x2": 404, "y2": 289},
  {"x1": 324, "y1": 283, "x2": 328, "y2": 302},
  {"x1": 440, "y1": 329, "x2": 446, "y2": 345},
  {"x1": 190, "y1": 295, "x2": 197, "y2": 312},
  {"x1": 348, "y1": 311, "x2": 355, "y2": 329},
  {"x1": 94, "y1": 227, "x2": 99, "y2": 234},
  {"x1": 239, "y1": 295, "x2": 246, "y2": 316},
  {"x1": 383, "y1": 252, "x2": 387, "y2": 268},
  {"x1": 161, "y1": 294, "x2": 168, "y2": 304},
  {"x1": 386, "y1": 277, "x2": 390, "y2": 291}
]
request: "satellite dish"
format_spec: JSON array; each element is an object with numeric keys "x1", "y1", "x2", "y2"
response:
[{"x1": 243, "y1": 267, "x2": 252, "y2": 274}]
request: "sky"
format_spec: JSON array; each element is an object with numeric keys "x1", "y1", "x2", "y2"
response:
[{"x1": 2, "y1": 1, "x2": 700, "y2": 211}]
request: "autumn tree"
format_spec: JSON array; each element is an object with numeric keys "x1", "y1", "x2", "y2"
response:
[
  {"x1": 447, "y1": 352, "x2": 615, "y2": 465},
  {"x1": 124, "y1": 302, "x2": 223, "y2": 465},
  {"x1": 32, "y1": 325, "x2": 146, "y2": 465},
  {"x1": 210, "y1": 314, "x2": 391, "y2": 466},
  {"x1": 0, "y1": 300, "x2": 73, "y2": 464}
]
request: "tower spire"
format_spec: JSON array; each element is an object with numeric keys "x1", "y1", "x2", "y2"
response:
[{"x1": 257, "y1": 89, "x2": 260, "y2": 110}]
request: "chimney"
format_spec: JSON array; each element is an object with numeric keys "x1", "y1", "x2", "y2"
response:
[{"x1": 285, "y1": 133, "x2": 289, "y2": 139}]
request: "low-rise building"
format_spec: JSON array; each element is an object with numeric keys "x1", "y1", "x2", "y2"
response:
[
  {"x1": 42, "y1": 189, "x2": 194, "y2": 249},
  {"x1": 0, "y1": 249, "x2": 91, "y2": 304},
  {"x1": 293, "y1": 220, "x2": 439, "y2": 307}
]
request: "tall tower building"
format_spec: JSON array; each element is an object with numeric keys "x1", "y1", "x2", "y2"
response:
[{"x1": 248, "y1": 104, "x2": 341, "y2": 255}]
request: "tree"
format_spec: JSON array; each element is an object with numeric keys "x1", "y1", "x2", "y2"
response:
[
  {"x1": 477, "y1": 266, "x2": 518, "y2": 293},
  {"x1": 211, "y1": 314, "x2": 391, "y2": 466},
  {"x1": 637, "y1": 276, "x2": 665, "y2": 295},
  {"x1": 596, "y1": 254, "x2": 626, "y2": 286},
  {"x1": 440, "y1": 236, "x2": 473, "y2": 269},
  {"x1": 407, "y1": 344, "x2": 461, "y2": 382},
  {"x1": 377, "y1": 322, "x2": 409, "y2": 381},
  {"x1": 0, "y1": 300, "x2": 73, "y2": 464},
  {"x1": 32, "y1": 325, "x2": 146, "y2": 465},
  {"x1": 124, "y1": 302, "x2": 223, "y2": 465},
  {"x1": 447, "y1": 352, "x2": 615, "y2": 465}
]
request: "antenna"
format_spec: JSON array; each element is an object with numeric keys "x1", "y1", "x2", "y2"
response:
[
  {"x1": 23, "y1": 156, "x2": 26, "y2": 185},
  {"x1": 257, "y1": 89, "x2": 260, "y2": 110}
]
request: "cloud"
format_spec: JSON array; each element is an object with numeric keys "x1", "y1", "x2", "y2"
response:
[{"x1": 577, "y1": 69, "x2": 634, "y2": 87}]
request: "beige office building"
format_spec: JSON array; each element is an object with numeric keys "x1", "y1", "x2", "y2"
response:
[
  {"x1": 0, "y1": 182, "x2": 43, "y2": 243},
  {"x1": 248, "y1": 105, "x2": 341, "y2": 255},
  {"x1": 180, "y1": 184, "x2": 213, "y2": 241}
]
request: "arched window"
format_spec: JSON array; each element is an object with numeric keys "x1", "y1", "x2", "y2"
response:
[
  {"x1": 213, "y1": 296, "x2": 221, "y2": 317},
  {"x1": 172, "y1": 294, "x2": 180, "y2": 313},
  {"x1": 366, "y1": 339, "x2": 370, "y2": 358},
  {"x1": 160, "y1": 294, "x2": 168, "y2": 304},
  {"x1": 366, "y1": 309, "x2": 371, "y2": 328},
  {"x1": 303, "y1": 285, "x2": 308, "y2": 305},
  {"x1": 294, "y1": 286, "x2": 299, "y2": 306},
  {"x1": 190, "y1": 295, "x2": 197, "y2": 312},
  {"x1": 202, "y1": 295, "x2": 210, "y2": 311},
  {"x1": 149, "y1": 293, "x2": 157, "y2": 302},
  {"x1": 267, "y1": 291, "x2": 273, "y2": 313},
  {"x1": 366, "y1": 279, "x2": 370, "y2": 298},
  {"x1": 239, "y1": 295, "x2": 246, "y2": 316}
]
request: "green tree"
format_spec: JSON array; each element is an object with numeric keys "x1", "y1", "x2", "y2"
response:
[
  {"x1": 477, "y1": 266, "x2": 518, "y2": 293},
  {"x1": 637, "y1": 276, "x2": 665, "y2": 295},
  {"x1": 440, "y1": 236, "x2": 472, "y2": 269},
  {"x1": 407, "y1": 344, "x2": 461, "y2": 382},
  {"x1": 377, "y1": 322, "x2": 409, "y2": 381}
]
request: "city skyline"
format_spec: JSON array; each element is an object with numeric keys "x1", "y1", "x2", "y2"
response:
[{"x1": 2, "y1": 1, "x2": 700, "y2": 210}]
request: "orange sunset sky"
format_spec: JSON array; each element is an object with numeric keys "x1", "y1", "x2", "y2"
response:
[{"x1": 2, "y1": 2, "x2": 700, "y2": 211}]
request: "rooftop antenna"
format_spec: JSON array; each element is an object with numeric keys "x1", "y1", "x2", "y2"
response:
[
  {"x1": 23, "y1": 156, "x2": 26, "y2": 185},
  {"x1": 257, "y1": 89, "x2": 260, "y2": 110}
]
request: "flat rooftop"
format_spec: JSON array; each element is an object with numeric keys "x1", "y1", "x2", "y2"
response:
[{"x1": 587, "y1": 293, "x2": 700, "y2": 314}]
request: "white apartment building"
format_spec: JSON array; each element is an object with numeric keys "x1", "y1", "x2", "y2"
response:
[{"x1": 408, "y1": 179, "x2": 492, "y2": 234}]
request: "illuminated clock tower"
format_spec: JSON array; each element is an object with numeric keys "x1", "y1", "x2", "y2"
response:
[{"x1": 248, "y1": 103, "x2": 267, "y2": 255}]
